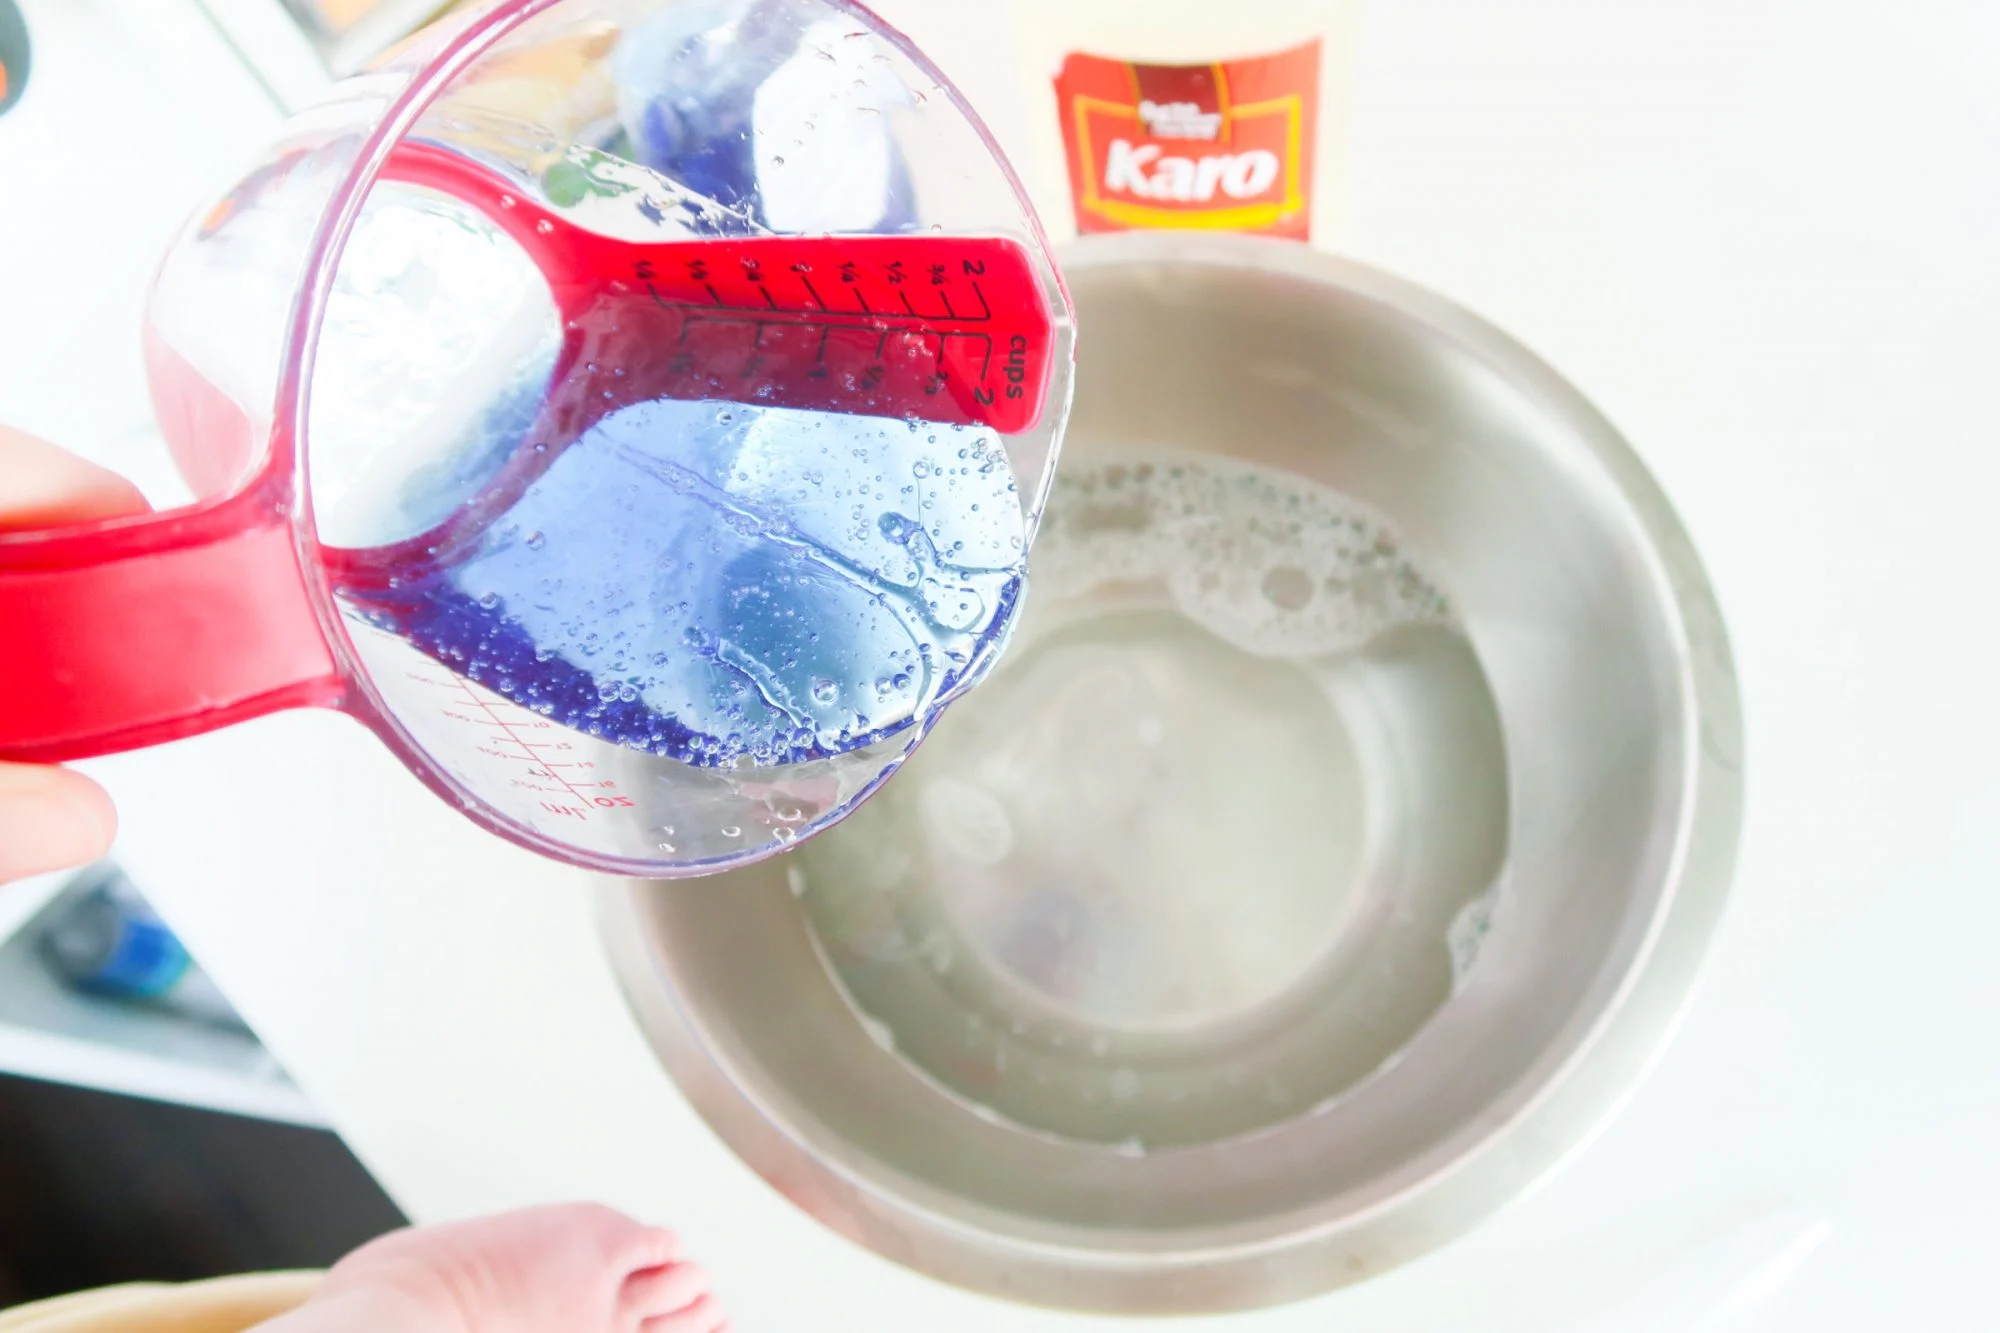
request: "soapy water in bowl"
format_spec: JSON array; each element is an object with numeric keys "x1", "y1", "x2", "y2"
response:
[
  {"x1": 794, "y1": 454, "x2": 1509, "y2": 1148},
  {"x1": 1028, "y1": 456, "x2": 1453, "y2": 655}
]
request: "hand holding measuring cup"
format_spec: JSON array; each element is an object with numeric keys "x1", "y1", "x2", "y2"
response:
[
  {"x1": 0, "y1": 428, "x2": 137, "y2": 883},
  {"x1": 0, "y1": 0, "x2": 1075, "y2": 876}
]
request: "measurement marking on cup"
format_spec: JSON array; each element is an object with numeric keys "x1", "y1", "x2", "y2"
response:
[
  {"x1": 375, "y1": 145, "x2": 1057, "y2": 436},
  {"x1": 419, "y1": 670, "x2": 627, "y2": 822},
  {"x1": 617, "y1": 237, "x2": 1040, "y2": 426}
]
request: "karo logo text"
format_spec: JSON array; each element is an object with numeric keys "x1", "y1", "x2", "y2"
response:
[{"x1": 1103, "y1": 141, "x2": 1282, "y2": 204}]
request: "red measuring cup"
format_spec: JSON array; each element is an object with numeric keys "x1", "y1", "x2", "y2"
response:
[{"x1": 0, "y1": 0, "x2": 1074, "y2": 876}]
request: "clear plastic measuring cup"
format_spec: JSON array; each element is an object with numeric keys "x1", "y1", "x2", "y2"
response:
[{"x1": 0, "y1": 0, "x2": 1074, "y2": 875}]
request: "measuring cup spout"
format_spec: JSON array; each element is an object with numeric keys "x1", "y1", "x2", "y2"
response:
[{"x1": 0, "y1": 472, "x2": 342, "y2": 763}]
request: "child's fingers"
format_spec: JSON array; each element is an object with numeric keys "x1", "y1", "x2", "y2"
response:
[
  {"x1": 622, "y1": 1260, "x2": 709, "y2": 1320},
  {"x1": 624, "y1": 1224, "x2": 683, "y2": 1272},
  {"x1": 0, "y1": 762, "x2": 116, "y2": 883},
  {"x1": 640, "y1": 1291, "x2": 727, "y2": 1333},
  {"x1": 0, "y1": 424, "x2": 151, "y2": 530}
]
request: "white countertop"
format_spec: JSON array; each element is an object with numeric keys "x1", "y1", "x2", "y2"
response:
[{"x1": 13, "y1": 1, "x2": 2000, "y2": 1328}]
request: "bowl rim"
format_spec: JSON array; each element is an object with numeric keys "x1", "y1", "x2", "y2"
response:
[{"x1": 598, "y1": 231, "x2": 1745, "y2": 1314}]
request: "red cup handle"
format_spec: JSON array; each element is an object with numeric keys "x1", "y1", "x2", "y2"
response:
[{"x1": 0, "y1": 472, "x2": 343, "y2": 763}]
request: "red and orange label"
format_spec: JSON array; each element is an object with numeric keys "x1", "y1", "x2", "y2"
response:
[{"x1": 1054, "y1": 40, "x2": 1320, "y2": 241}]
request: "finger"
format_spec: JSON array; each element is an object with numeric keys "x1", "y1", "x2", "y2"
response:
[
  {"x1": 622, "y1": 1225, "x2": 683, "y2": 1272},
  {"x1": 0, "y1": 425, "x2": 150, "y2": 531},
  {"x1": 622, "y1": 1261, "x2": 708, "y2": 1321},
  {"x1": 0, "y1": 763, "x2": 116, "y2": 883},
  {"x1": 639, "y1": 1291, "x2": 727, "y2": 1333}
]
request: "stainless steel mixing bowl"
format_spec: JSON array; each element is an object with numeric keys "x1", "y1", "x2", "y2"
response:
[{"x1": 600, "y1": 232, "x2": 1743, "y2": 1314}]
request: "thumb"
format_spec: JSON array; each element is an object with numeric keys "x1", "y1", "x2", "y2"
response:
[
  {"x1": 0, "y1": 763, "x2": 117, "y2": 884},
  {"x1": 0, "y1": 424, "x2": 151, "y2": 530}
]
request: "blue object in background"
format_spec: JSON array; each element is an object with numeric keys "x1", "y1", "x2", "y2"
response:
[
  {"x1": 609, "y1": 0, "x2": 916, "y2": 233},
  {"x1": 39, "y1": 865, "x2": 250, "y2": 1032}
]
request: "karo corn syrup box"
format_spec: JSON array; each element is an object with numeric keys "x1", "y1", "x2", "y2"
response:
[{"x1": 1054, "y1": 40, "x2": 1320, "y2": 240}]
